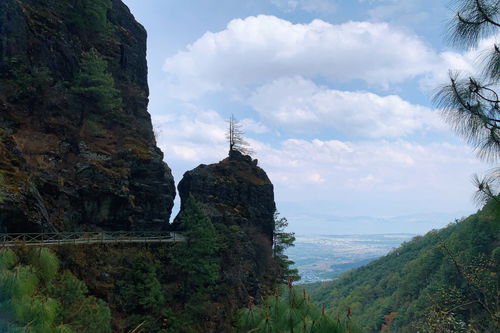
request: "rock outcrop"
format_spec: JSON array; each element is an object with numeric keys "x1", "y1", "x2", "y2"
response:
[
  {"x1": 176, "y1": 150, "x2": 278, "y2": 311},
  {"x1": 0, "y1": 0, "x2": 175, "y2": 232},
  {"x1": 177, "y1": 150, "x2": 276, "y2": 241}
]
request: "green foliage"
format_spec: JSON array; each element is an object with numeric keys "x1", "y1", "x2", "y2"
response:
[
  {"x1": 0, "y1": 248, "x2": 111, "y2": 333},
  {"x1": 172, "y1": 196, "x2": 220, "y2": 296},
  {"x1": 67, "y1": 0, "x2": 112, "y2": 34},
  {"x1": 116, "y1": 253, "x2": 166, "y2": 331},
  {"x1": 273, "y1": 211, "x2": 300, "y2": 283},
  {"x1": 0, "y1": 60, "x2": 53, "y2": 104},
  {"x1": 118, "y1": 255, "x2": 164, "y2": 313},
  {"x1": 433, "y1": 0, "x2": 499, "y2": 204},
  {"x1": 27, "y1": 248, "x2": 59, "y2": 284},
  {"x1": 170, "y1": 196, "x2": 221, "y2": 328},
  {"x1": 237, "y1": 283, "x2": 361, "y2": 333},
  {"x1": 0, "y1": 172, "x2": 5, "y2": 203},
  {"x1": 46, "y1": 270, "x2": 111, "y2": 333},
  {"x1": 72, "y1": 49, "x2": 122, "y2": 115},
  {"x1": 0, "y1": 249, "x2": 18, "y2": 270},
  {"x1": 434, "y1": 0, "x2": 499, "y2": 163},
  {"x1": 304, "y1": 199, "x2": 500, "y2": 332}
]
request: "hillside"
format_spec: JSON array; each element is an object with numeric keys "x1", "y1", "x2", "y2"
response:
[{"x1": 304, "y1": 200, "x2": 499, "y2": 332}]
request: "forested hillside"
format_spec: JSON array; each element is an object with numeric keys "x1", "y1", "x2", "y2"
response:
[{"x1": 304, "y1": 199, "x2": 499, "y2": 332}]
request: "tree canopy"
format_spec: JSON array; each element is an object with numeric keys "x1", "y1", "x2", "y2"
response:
[
  {"x1": 433, "y1": 0, "x2": 499, "y2": 204},
  {"x1": 72, "y1": 49, "x2": 122, "y2": 118},
  {"x1": 273, "y1": 211, "x2": 300, "y2": 283}
]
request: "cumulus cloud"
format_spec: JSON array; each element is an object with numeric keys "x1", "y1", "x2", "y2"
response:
[
  {"x1": 249, "y1": 76, "x2": 444, "y2": 138},
  {"x1": 151, "y1": 107, "x2": 268, "y2": 164},
  {"x1": 253, "y1": 138, "x2": 485, "y2": 198},
  {"x1": 421, "y1": 34, "x2": 500, "y2": 90},
  {"x1": 239, "y1": 118, "x2": 269, "y2": 134},
  {"x1": 149, "y1": 105, "x2": 486, "y2": 217},
  {"x1": 152, "y1": 107, "x2": 227, "y2": 163},
  {"x1": 153, "y1": 107, "x2": 481, "y2": 194},
  {"x1": 163, "y1": 15, "x2": 440, "y2": 99}
]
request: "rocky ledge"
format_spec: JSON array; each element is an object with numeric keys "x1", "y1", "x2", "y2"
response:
[{"x1": 176, "y1": 150, "x2": 276, "y2": 241}]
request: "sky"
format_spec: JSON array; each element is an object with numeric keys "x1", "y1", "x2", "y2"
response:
[{"x1": 121, "y1": 0, "x2": 495, "y2": 235}]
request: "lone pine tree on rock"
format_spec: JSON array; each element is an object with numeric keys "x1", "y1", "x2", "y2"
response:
[{"x1": 226, "y1": 114, "x2": 253, "y2": 156}]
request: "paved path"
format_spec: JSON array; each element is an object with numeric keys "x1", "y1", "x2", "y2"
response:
[{"x1": 0, "y1": 231, "x2": 185, "y2": 247}]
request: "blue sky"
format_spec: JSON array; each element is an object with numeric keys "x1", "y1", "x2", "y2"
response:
[{"x1": 122, "y1": 0, "x2": 495, "y2": 234}]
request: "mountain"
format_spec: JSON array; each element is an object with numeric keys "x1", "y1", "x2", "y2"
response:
[
  {"x1": 303, "y1": 199, "x2": 499, "y2": 332},
  {"x1": 0, "y1": 0, "x2": 175, "y2": 232}
]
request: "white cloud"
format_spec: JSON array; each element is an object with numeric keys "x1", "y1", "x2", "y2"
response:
[
  {"x1": 149, "y1": 106, "x2": 487, "y2": 218},
  {"x1": 271, "y1": 0, "x2": 336, "y2": 13},
  {"x1": 240, "y1": 118, "x2": 269, "y2": 134},
  {"x1": 251, "y1": 138, "x2": 485, "y2": 200},
  {"x1": 249, "y1": 76, "x2": 444, "y2": 138},
  {"x1": 152, "y1": 106, "x2": 227, "y2": 163},
  {"x1": 163, "y1": 15, "x2": 440, "y2": 99},
  {"x1": 421, "y1": 34, "x2": 500, "y2": 90}
]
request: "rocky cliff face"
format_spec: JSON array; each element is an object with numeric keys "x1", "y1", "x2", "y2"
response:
[
  {"x1": 0, "y1": 0, "x2": 175, "y2": 232},
  {"x1": 177, "y1": 150, "x2": 276, "y2": 241},
  {"x1": 176, "y1": 150, "x2": 278, "y2": 310}
]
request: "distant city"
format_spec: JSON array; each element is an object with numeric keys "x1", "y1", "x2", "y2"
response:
[{"x1": 287, "y1": 234, "x2": 415, "y2": 283}]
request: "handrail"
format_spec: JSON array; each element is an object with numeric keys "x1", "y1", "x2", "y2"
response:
[{"x1": 0, "y1": 231, "x2": 184, "y2": 247}]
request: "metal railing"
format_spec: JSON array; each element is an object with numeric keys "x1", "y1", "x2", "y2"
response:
[{"x1": 0, "y1": 231, "x2": 184, "y2": 247}]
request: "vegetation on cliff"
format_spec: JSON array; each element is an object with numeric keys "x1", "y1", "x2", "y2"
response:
[
  {"x1": 72, "y1": 49, "x2": 122, "y2": 119},
  {"x1": 0, "y1": 0, "x2": 175, "y2": 232},
  {"x1": 0, "y1": 247, "x2": 111, "y2": 332},
  {"x1": 237, "y1": 282, "x2": 361, "y2": 333}
]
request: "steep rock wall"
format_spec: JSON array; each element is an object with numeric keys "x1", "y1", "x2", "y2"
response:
[
  {"x1": 177, "y1": 150, "x2": 276, "y2": 241},
  {"x1": 176, "y1": 150, "x2": 278, "y2": 309},
  {"x1": 0, "y1": 0, "x2": 175, "y2": 232}
]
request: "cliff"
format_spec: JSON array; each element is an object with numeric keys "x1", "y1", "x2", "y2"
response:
[
  {"x1": 176, "y1": 150, "x2": 278, "y2": 317},
  {"x1": 177, "y1": 150, "x2": 276, "y2": 241},
  {"x1": 0, "y1": 0, "x2": 175, "y2": 232}
]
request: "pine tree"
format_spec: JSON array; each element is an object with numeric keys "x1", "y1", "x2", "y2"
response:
[
  {"x1": 171, "y1": 196, "x2": 220, "y2": 321},
  {"x1": 433, "y1": 0, "x2": 499, "y2": 204},
  {"x1": 273, "y1": 212, "x2": 300, "y2": 283},
  {"x1": 0, "y1": 248, "x2": 111, "y2": 333},
  {"x1": 68, "y1": 0, "x2": 112, "y2": 34},
  {"x1": 226, "y1": 114, "x2": 253, "y2": 155},
  {"x1": 72, "y1": 49, "x2": 122, "y2": 120},
  {"x1": 237, "y1": 282, "x2": 360, "y2": 333}
]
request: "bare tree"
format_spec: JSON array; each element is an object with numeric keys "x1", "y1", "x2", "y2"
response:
[
  {"x1": 433, "y1": 0, "x2": 499, "y2": 204},
  {"x1": 226, "y1": 114, "x2": 253, "y2": 155}
]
